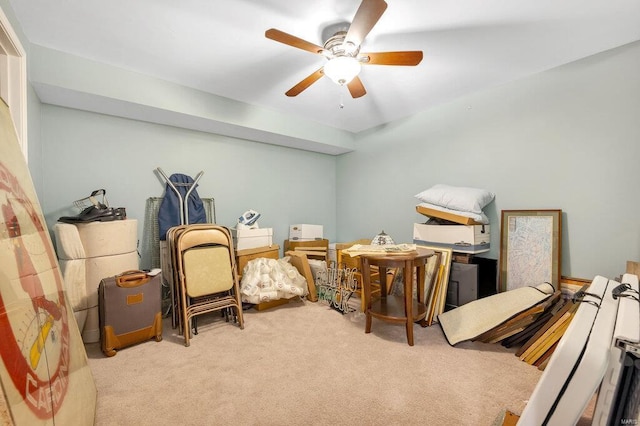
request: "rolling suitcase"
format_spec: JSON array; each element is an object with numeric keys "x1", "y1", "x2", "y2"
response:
[{"x1": 99, "y1": 270, "x2": 163, "y2": 356}]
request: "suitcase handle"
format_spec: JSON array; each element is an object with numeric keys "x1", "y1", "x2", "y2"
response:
[{"x1": 116, "y1": 270, "x2": 150, "y2": 288}]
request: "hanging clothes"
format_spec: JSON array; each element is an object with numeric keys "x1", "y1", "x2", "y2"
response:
[{"x1": 158, "y1": 173, "x2": 207, "y2": 240}]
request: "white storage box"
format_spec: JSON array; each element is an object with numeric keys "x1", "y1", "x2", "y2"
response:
[
  {"x1": 413, "y1": 223, "x2": 490, "y2": 253},
  {"x1": 289, "y1": 224, "x2": 323, "y2": 241},
  {"x1": 232, "y1": 227, "x2": 273, "y2": 250}
]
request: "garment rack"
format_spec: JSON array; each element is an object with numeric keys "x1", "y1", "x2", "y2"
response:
[
  {"x1": 156, "y1": 167, "x2": 209, "y2": 330},
  {"x1": 156, "y1": 167, "x2": 204, "y2": 226}
]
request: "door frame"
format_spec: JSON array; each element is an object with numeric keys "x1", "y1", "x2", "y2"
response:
[{"x1": 0, "y1": 6, "x2": 27, "y2": 160}]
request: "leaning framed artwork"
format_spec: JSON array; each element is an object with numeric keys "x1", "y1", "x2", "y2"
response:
[
  {"x1": 499, "y1": 209, "x2": 562, "y2": 292},
  {"x1": 415, "y1": 245, "x2": 453, "y2": 325}
]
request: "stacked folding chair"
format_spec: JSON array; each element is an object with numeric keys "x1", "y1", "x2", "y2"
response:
[{"x1": 165, "y1": 224, "x2": 244, "y2": 346}]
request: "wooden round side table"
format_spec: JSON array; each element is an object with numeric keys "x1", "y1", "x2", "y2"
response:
[{"x1": 360, "y1": 247, "x2": 439, "y2": 346}]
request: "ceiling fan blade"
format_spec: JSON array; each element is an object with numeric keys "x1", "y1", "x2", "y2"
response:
[
  {"x1": 347, "y1": 76, "x2": 366, "y2": 98},
  {"x1": 265, "y1": 28, "x2": 324, "y2": 55},
  {"x1": 345, "y1": 0, "x2": 388, "y2": 47},
  {"x1": 361, "y1": 51, "x2": 423, "y2": 66},
  {"x1": 285, "y1": 68, "x2": 325, "y2": 97}
]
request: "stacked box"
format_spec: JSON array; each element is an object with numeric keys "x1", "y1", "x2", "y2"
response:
[
  {"x1": 289, "y1": 224, "x2": 323, "y2": 241},
  {"x1": 231, "y1": 228, "x2": 273, "y2": 250},
  {"x1": 413, "y1": 223, "x2": 490, "y2": 253}
]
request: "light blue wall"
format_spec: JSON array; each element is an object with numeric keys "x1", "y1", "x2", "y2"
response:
[
  {"x1": 26, "y1": 85, "x2": 42, "y2": 192},
  {"x1": 1, "y1": 0, "x2": 338, "y2": 270},
  {"x1": 3, "y1": 0, "x2": 638, "y2": 279},
  {"x1": 337, "y1": 41, "x2": 640, "y2": 280},
  {"x1": 38, "y1": 106, "x2": 337, "y2": 268}
]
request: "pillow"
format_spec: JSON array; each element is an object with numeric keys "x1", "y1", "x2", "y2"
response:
[{"x1": 415, "y1": 184, "x2": 495, "y2": 214}]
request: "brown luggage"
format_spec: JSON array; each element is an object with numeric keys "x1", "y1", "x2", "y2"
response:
[{"x1": 99, "y1": 270, "x2": 163, "y2": 356}]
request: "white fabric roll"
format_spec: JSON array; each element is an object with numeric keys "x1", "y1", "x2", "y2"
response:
[
  {"x1": 58, "y1": 258, "x2": 88, "y2": 332},
  {"x1": 54, "y1": 223, "x2": 87, "y2": 260},
  {"x1": 75, "y1": 219, "x2": 138, "y2": 258},
  {"x1": 54, "y1": 219, "x2": 137, "y2": 259}
]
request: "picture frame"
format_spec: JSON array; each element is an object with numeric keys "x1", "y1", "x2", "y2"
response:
[
  {"x1": 415, "y1": 245, "x2": 453, "y2": 325},
  {"x1": 499, "y1": 209, "x2": 562, "y2": 292}
]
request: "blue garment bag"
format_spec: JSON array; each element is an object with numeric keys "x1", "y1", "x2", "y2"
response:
[{"x1": 158, "y1": 173, "x2": 207, "y2": 240}]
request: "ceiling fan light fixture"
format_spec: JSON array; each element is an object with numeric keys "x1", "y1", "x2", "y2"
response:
[
  {"x1": 267, "y1": 0, "x2": 420, "y2": 98},
  {"x1": 342, "y1": 41, "x2": 359, "y2": 55},
  {"x1": 323, "y1": 56, "x2": 361, "y2": 85}
]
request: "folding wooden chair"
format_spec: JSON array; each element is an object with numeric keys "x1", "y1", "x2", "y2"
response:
[
  {"x1": 284, "y1": 239, "x2": 329, "y2": 263},
  {"x1": 335, "y1": 239, "x2": 396, "y2": 312}
]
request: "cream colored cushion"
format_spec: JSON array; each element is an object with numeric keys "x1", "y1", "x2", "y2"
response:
[
  {"x1": 53, "y1": 220, "x2": 139, "y2": 343},
  {"x1": 55, "y1": 220, "x2": 138, "y2": 259}
]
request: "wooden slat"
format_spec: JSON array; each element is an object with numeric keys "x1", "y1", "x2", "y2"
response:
[
  {"x1": 255, "y1": 298, "x2": 292, "y2": 311},
  {"x1": 284, "y1": 239, "x2": 329, "y2": 262},
  {"x1": 415, "y1": 205, "x2": 482, "y2": 225},
  {"x1": 294, "y1": 247, "x2": 327, "y2": 252},
  {"x1": 515, "y1": 299, "x2": 575, "y2": 357},
  {"x1": 627, "y1": 261, "x2": 640, "y2": 276},
  {"x1": 501, "y1": 308, "x2": 558, "y2": 348},
  {"x1": 524, "y1": 319, "x2": 571, "y2": 365},
  {"x1": 520, "y1": 310, "x2": 574, "y2": 363},
  {"x1": 235, "y1": 244, "x2": 279, "y2": 257},
  {"x1": 500, "y1": 410, "x2": 520, "y2": 426},
  {"x1": 476, "y1": 292, "x2": 561, "y2": 343},
  {"x1": 533, "y1": 340, "x2": 559, "y2": 368},
  {"x1": 235, "y1": 245, "x2": 280, "y2": 279},
  {"x1": 475, "y1": 306, "x2": 544, "y2": 343}
]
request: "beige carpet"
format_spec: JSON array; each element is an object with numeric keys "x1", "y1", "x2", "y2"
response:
[{"x1": 85, "y1": 299, "x2": 565, "y2": 425}]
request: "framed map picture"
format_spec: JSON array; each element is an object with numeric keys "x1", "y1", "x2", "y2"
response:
[{"x1": 499, "y1": 209, "x2": 562, "y2": 292}]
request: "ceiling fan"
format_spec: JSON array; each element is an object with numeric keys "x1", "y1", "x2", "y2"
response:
[{"x1": 265, "y1": 0, "x2": 423, "y2": 99}]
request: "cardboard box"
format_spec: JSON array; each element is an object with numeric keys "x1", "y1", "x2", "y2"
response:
[
  {"x1": 235, "y1": 244, "x2": 280, "y2": 278},
  {"x1": 416, "y1": 205, "x2": 483, "y2": 226},
  {"x1": 413, "y1": 223, "x2": 490, "y2": 254},
  {"x1": 289, "y1": 224, "x2": 323, "y2": 241},
  {"x1": 231, "y1": 227, "x2": 273, "y2": 250}
]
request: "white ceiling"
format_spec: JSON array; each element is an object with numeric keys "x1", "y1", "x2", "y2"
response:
[{"x1": 8, "y1": 0, "x2": 640, "y2": 134}]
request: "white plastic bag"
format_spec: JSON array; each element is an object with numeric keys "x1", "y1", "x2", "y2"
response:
[{"x1": 240, "y1": 257, "x2": 308, "y2": 304}]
